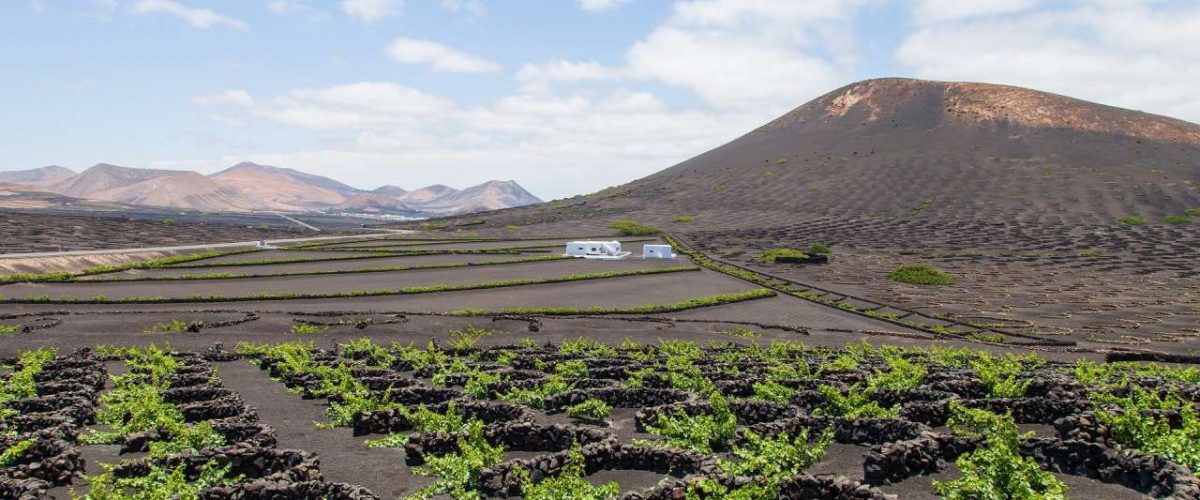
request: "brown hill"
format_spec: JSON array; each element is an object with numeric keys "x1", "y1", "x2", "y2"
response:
[
  {"x1": 398, "y1": 184, "x2": 458, "y2": 205},
  {"x1": 47, "y1": 163, "x2": 168, "y2": 199},
  {"x1": 0, "y1": 166, "x2": 75, "y2": 186},
  {"x1": 44, "y1": 164, "x2": 262, "y2": 212},
  {"x1": 208, "y1": 162, "x2": 353, "y2": 211},
  {"x1": 334, "y1": 192, "x2": 412, "y2": 213},
  {"x1": 416, "y1": 180, "x2": 544, "y2": 214},
  {"x1": 373, "y1": 185, "x2": 408, "y2": 197},
  {"x1": 0, "y1": 182, "x2": 140, "y2": 211},
  {"x1": 87, "y1": 171, "x2": 262, "y2": 212}
]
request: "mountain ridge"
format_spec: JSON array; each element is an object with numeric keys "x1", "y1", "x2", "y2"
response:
[
  {"x1": 0, "y1": 166, "x2": 75, "y2": 186},
  {"x1": 0, "y1": 162, "x2": 541, "y2": 216}
]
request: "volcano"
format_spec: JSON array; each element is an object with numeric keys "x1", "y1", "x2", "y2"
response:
[{"x1": 632, "y1": 78, "x2": 1200, "y2": 223}]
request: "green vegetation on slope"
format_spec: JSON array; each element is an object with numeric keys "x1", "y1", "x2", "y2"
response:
[
  {"x1": 608, "y1": 219, "x2": 662, "y2": 236},
  {"x1": 887, "y1": 264, "x2": 956, "y2": 285},
  {"x1": 758, "y1": 248, "x2": 809, "y2": 263}
]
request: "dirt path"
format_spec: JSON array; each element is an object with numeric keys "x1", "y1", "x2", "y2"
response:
[{"x1": 215, "y1": 360, "x2": 428, "y2": 499}]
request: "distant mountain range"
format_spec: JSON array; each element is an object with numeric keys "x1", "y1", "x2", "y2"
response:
[{"x1": 0, "y1": 162, "x2": 541, "y2": 216}]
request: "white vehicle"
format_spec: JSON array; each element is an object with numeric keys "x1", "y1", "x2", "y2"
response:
[
  {"x1": 564, "y1": 241, "x2": 631, "y2": 260},
  {"x1": 642, "y1": 244, "x2": 676, "y2": 259}
]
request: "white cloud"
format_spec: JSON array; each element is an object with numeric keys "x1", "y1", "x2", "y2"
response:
[
  {"x1": 30, "y1": 1, "x2": 46, "y2": 12},
  {"x1": 516, "y1": 59, "x2": 626, "y2": 92},
  {"x1": 178, "y1": 0, "x2": 874, "y2": 199},
  {"x1": 129, "y1": 0, "x2": 248, "y2": 29},
  {"x1": 627, "y1": 1, "x2": 862, "y2": 110},
  {"x1": 897, "y1": 1, "x2": 1200, "y2": 123},
  {"x1": 578, "y1": 0, "x2": 630, "y2": 12},
  {"x1": 386, "y1": 38, "x2": 500, "y2": 73},
  {"x1": 252, "y1": 83, "x2": 456, "y2": 130},
  {"x1": 526, "y1": 1, "x2": 863, "y2": 112},
  {"x1": 184, "y1": 79, "x2": 759, "y2": 199},
  {"x1": 910, "y1": 0, "x2": 1041, "y2": 24},
  {"x1": 628, "y1": 26, "x2": 845, "y2": 110},
  {"x1": 342, "y1": 0, "x2": 401, "y2": 23}
]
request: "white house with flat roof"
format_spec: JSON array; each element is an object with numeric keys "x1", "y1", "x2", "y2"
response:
[
  {"x1": 564, "y1": 241, "x2": 631, "y2": 260},
  {"x1": 642, "y1": 244, "x2": 676, "y2": 259}
]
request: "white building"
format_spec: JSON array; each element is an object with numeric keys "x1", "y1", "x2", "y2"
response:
[
  {"x1": 565, "y1": 241, "x2": 631, "y2": 260},
  {"x1": 643, "y1": 244, "x2": 676, "y2": 259}
]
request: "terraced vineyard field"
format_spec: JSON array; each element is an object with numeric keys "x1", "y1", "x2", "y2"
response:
[
  {"x1": 2, "y1": 234, "x2": 1198, "y2": 498},
  {"x1": 5, "y1": 338, "x2": 1199, "y2": 498}
]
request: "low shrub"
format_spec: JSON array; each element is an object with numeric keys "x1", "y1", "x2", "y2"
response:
[
  {"x1": 88, "y1": 462, "x2": 237, "y2": 499},
  {"x1": 719, "y1": 428, "x2": 833, "y2": 481},
  {"x1": 805, "y1": 243, "x2": 832, "y2": 255},
  {"x1": 447, "y1": 325, "x2": 497, "y2": 350},
  {"x1": 1186, "y1": 208, "x2": 1200, "y2": 217},
  {"x1": 566, "y1": 398, "x2": 613, "y2": 422},
  {"x1": 1093, "y1": 386, "x2": 1200, "y2": 470},
  {"x1": 607, "y1": 219, "x2": 662, "y2": 236},
  {"x1": 687, "y1": 478, "x2": 777, "y2": 499},
  {"x1": 1165, "y1": 215, "x2": 1193, "y2": 225},
  {"x1": 515, "y1": 443, "x2": 618, "y2": 500},
  {"x1": 972, "y1": 353, "x2": 1033, "y2": 398},
  {"x1": 1117, "y1": 215, "x2": 1147, "y2": 226},
  {"x1": 500, "y1": 375, "x2": 574, "y2": 409},
  {"x1": 673, "y1": 215, "x2": 694, "y2": 223},
  {"x1": 720, "y1": 327, "x2": 760, "y2": 338},
  {"x1": 816, "y1": 384, "x2": 899, "y2": 418},
  {"x1": 643, "y1": 392, "x2": 736, "y2": 453},
  {"x1": 933, "y1": 404, "x2": 1068, "y2": 499},
  {"x1": 0, "y1": 438, "x2": 35, "y2": 466},
  {"x1": 887, "y1": 264, "x2": 955, "y2": 285},
  {"x1": 554, "y1": 360, "x2": 590, "y2": 379},
  {"x1": 409, "y1": 420, "x2": 503, "y2": 499},
  {"x1": 751, "y1": 380, "x2": 795, "y2": 403},
  {"x1": 560, "y1": 338, "x2": 617, "y2": 357},
  {"x1": 967, "y1": 332, "x2": 1005, "y2": 344},
  {"x1": 759, "y1": 248, "x2": 809, "y2": 263},
  {"x1": 364, "y1": 433, "x2": 409, "y2": 449},
  {"x1": 146, "y1": 319, "x2": 203, "y2": 333},
  {"x1": 0, "y1": 271, "x2": 72, "y2": 285},
  {"x1": 290, "y1": 324, "x2": 329, "y2": 335}
]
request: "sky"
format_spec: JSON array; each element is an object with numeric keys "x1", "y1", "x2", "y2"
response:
[{"x1": 2, "y1": 0, "x2": 1198, "y2": 200}]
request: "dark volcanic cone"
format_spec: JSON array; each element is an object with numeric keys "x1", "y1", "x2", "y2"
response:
[{"x1": 621, "y1": 78, "x2": 1200, "y2": 222}]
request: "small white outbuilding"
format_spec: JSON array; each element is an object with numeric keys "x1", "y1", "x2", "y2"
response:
[
  {"x1": 643, "y1": 244, "x2": 676, "y2": 259},
  {"x1": 565, "y1": 241, "x2": 631, "y2": 260}
]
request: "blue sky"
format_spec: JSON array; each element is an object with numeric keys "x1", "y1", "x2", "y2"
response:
[{"x1": 2, "y1": 1, "x2": 1198, "y2": 200}]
